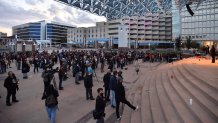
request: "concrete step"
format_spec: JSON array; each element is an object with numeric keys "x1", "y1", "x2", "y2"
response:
[
  {"x1": 156, "y1": 71, "x2": 183, "y2": 123},
  {"x1": 174, "y1": 66, "x2": 218, "y2": 121},
  {"x1": 149, "y1": 70, "x2": 166, "y2": 123},
  {"x1": 141, "y1": 72, "x2": 153, "y2": 123},
  {"x1": 168, "y1": 69, "x2": 215, "y2": 123},
  {"x1": 178, "y1": 64, "x2": 218, "y2": 105},
  {"x1": 120, "y1": 93, "x2": 135, "y2": 123},
  {"x1": 181, "y1": 63, "x2": 218, "y2": 91},
  {"x1": 162, "y1": 70, "x2": 198, "y2": 123},
  {"x1": 130, "y1": 78, "x2": 144, "y2": 123}
]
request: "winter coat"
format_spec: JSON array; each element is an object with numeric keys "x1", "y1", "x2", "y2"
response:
[
  {"x1": 115, "y1": 82, "x2": 126, "y2": 101},
  {"x1": 22, "y1": 62, "x2": 30, "y2": 73}
]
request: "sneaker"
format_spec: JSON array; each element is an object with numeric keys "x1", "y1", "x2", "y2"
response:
[
  {"x1": 6, "y1": 103, "x2": 12, "y2": 106},
  {"x1": 90, "y1": 98, "x2": 95, "y2": 100},
  {"x1": 117, "y1": 116, "x2": 122, "y2": 121},
  {"x1": 135, "y1": 106, "x2": 139, "y2": 111}
]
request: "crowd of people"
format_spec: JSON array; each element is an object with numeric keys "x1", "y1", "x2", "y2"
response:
[{"x1": 2, "y1": 46, "x2": 216, "y2": 123}]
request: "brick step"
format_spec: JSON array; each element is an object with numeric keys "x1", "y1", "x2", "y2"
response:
[
  {"x1": 149, "y1": 70, "x2": 166, "y2": 123},
  {"x1": 168, "y1": 69, "x2": 215, "y2": 123},
  {"x1": 156, "y1": 71, "x2": 183, "y2": 123},
  {"x1": 162, "y1": 70, "x2": 198, "y2": 123},
  {"x1": 174, "y1": 66, "x2": 218, "y2": 121}
]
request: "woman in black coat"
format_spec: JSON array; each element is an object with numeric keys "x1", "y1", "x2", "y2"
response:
[{"x1": 22, "y1": 59, "x2": 30, "y2": 79}]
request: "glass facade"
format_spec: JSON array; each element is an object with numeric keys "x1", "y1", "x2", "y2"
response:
[
  {"x1": 172, "y1": 0, "x2": 180, "y2": 40},
  {"x1": 13, "y1": 23, "x2": 41, "y2": 40},
  {"x1": 180, "y1": 0, "x2": 218, "y2": 42}
]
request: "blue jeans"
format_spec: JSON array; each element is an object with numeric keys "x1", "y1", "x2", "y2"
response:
[
  {"x1": 46, "y1": 106, "x2": 57, "y2": 123},
  {"x1": 110, "y1": 90, "x2": 116, "y2": 107}
]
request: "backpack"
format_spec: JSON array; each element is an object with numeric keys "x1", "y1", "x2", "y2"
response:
[{"x1": 46, "y1": 94, "x2": 57, "y2": 107}]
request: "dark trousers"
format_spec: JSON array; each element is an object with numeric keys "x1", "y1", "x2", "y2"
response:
[
  {"x1": 17, "y1": 61, "x2": 21, "y2": 70},
  {"x1": 104, "y1": 87, "x2": 110, "y2": 100},
  {"x1": 6, "y1": 89, "x2": 16, "y2": 104},
  {"x1": 212, "y1": 56, "x2": 215, "y2": 63},
  {"x1": 86, "y1": 88, "x2": 93, "y2": 99},
  {"x1": 96, "y1": 117, "x2": 104, "y2": 123},
  {"x1": 34, "y1": 66, "x2": 39, "y2": 72},
  {"x1": 59, "y1": 76, "x2": 63, "y2": 88},
  {"x1": 116, "y1": 99, "x2": 136, "y2": 118}
]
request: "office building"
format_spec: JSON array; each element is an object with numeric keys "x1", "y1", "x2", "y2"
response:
[
  {"x1": 12, "y1": 20, "x2": 75, "y2": 43},
  {"x1": 180, "y1": 0, "x2": 218, "y2": 47},
  {"x1": 0, "y1": 32, "x2": 7, "y2": 38}
]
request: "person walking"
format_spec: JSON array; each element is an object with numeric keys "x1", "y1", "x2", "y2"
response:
[
  {"x1": 109, "y1": 71, "x2": 117, "y2": 108},
  {"x1": 95, "y1": 88, "x2": 106, "y2": 123},
  {"x1": 4, "y1": 71, "x2": 19, "y2": 106},
  {"x1": 103, "y1": 69, "x2": 111, "y2": 101},
  {"x1": 115, "y1": 71, "x2": 138, "y2": 120},
  {"x1": 22, "y1": 59, "x2": 30, "y2": 79},
  {"x1": 210, "y1": 45, "x2": 216, "y2": 63},
  {"x1": 42, "y1": 84, "x2": 59, "y2": 123}
]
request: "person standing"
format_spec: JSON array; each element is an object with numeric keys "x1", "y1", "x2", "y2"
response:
[
  {"x1": 95, "y1": 88, "x2": 106, "y2": 123},
  {"x1": 109, "y1": 71, "x2": 117, "y2": 108},
  {"x1": 84, "y1": 74, "x2": 95, "y2": 100},
  {"x1": 210, "y1": 45, "x2": 216, "y2": 63},
  {"x1": 33, "y1": 57, "x2": 39, "y2": 73},
  {"x1": 22, "y1": 59, "x2": 30, "y2": 79},
  {"x1": 115, "y1": 71, "x2": 138, "y2": 120},
  {"x1": 103, "y1": 70, "x2": 111, "y2": 101},
  {"x1": 42, "y1": 84, "x2": 59, "y2": 123},
  {"x1": 4, "y1": 71, "x2": 19, "y2": 106},
  {"x1": 74, "y1": 63, "x2": 81, "y2": 84},
  {"x1": 58, "y1": 67, "x2": 64, "y2": 90}
]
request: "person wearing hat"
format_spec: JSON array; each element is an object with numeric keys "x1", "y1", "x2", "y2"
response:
[{"x1": 115, "y1": 71, "x2": 139, "y2": 120}]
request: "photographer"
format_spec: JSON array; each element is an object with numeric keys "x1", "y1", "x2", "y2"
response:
[{"x1": 4, "y1": 71, "x2": 19, "y2": 106}]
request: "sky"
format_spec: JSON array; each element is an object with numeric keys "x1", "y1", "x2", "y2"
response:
[{"x1": 0, "y1": 0, "x2": 106, "y2": 36}]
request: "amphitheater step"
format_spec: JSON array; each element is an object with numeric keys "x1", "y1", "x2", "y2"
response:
[
  {"x1": 149, "y1": 70, "x2": 167, "y2": 123},
  {"x1": 168, "y1": 69, "x2": 217, "y2": 123},
  {"x1": 156, "y1": 71, "x2": 183, "y2": 123},
  {"x1": 174, "y1": 66, "x2": 218, "y2": 121},
  {"x1": 141, "y1": 72, "x2": 153, "y2": 123},
  {"x1": 178, "y1": 64, "x2": 218, "y2": 105}
]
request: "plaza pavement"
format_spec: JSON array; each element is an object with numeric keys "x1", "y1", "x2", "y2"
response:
[{"x1": 0, "y1": 57, "x2": 218, "y2": 123}]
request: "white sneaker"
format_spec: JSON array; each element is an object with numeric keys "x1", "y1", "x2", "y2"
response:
[
  {"x1": 117, "y1": 116, "x2": 122, "y2": 121},
  {"x1": 135, "y1": 106, "x2": 139, "y2": 111}
]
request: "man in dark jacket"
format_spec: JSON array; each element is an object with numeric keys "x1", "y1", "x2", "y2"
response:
[
  {"x1": 115, "y1": 74, "x2": 138, "y2": 120},
  {"x1": 4, "y1": 71, "x2": 19, "y2": 106},
  {"x1": 58, "y1": 67, "x2": 64, "y2": 90},
  {"x1": 95, "y1": 88, "x2": 106, "y2": 123},
  {"x1": 22, "y1": 59, "x2": 30, "y2": 79},
  {"x1": 210, "y1": 45, "x2": 216, "y2": 63},
  {"x1": 84, "y1": 74, "x2": 95, "y2": 100},
  {"x1": 33, "y1": 57, "x2": 39, "y2": 73},
  {"x1": 109, "y1": 71, "x2": 117, "y2": 108},
  {"x1": 74, "y1": 63, "x2": 81, "y2": 84},
  {"x1": 103, "y1": 69, "x2": 111, "y2": 101}
]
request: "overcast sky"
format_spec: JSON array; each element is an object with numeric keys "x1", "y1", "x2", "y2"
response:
[{"x1": 0, "y1": 0, "x2": 106, "y2": 36}]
